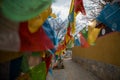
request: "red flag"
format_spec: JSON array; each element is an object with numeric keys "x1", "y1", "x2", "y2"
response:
[
  {"x1": 44, "y1": 54, "x2": 52, "y2": 73},
  {"x1": 19, "y1": 22, "x2": 54, "y2": 51},
  {"x1": 74, "y1": 0, "x2": 86, "y2": 15},
  {"x1": 67, "y1": 26, "x2": 72, "y2": 37},
  {"x1": 79, "y1": 33, "x2": 89, "y2": 48}
]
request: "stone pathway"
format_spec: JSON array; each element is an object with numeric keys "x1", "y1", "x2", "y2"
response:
[{"x1": 47, "y1": 59, "x2": 99, "y2": 80}]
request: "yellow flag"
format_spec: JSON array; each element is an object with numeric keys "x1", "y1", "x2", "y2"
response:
[
  {"x1": 65, "y1": 34, "x2": 71, "y2": 44},
  {"x1": 50, "y1": 13, "x2": 57, "y2": 18},
  {"x1": 88, "y1": 20, "x2": 97, "y2": 28},
  {"x1": 87, "y1": 27, "x2": 101, "y2": 45},
  {"x1": 69, "y1": 0, "x2": 74, "y2": 13},
  {"x1": 28, "y1": 7, "x2": 52, "y2": 33},
  {"x1": 71, "y1": 12, "x2": 77, "y2": 34}
]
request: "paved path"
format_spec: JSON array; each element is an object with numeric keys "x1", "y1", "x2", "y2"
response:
[{"x1": 47, "y1": 59, "x2": 99, "y2": 80}]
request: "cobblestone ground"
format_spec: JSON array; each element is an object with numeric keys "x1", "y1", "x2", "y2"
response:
[{"x1": 47, "y1": 59, "x2": 99, "y2": 80}]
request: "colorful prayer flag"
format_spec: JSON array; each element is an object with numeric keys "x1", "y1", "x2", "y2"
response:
[
  {"x1": 74, "y1": 0, "x2": 86, "y2": 15},
  {"x1": 87, "y1": 27, "x2": 101, "y2": 45},
  {"x1": 19, "y1": 22, "x2": 54, "y2": 51}
]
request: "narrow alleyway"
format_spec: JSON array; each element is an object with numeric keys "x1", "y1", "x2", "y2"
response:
[{"x1": 47, "y1": 59, "x2": 99, "y2": 80}]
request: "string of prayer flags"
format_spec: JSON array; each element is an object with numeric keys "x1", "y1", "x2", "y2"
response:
[
  {"x1": 44, "y1": 54, "x2": 52, "y2": 73},
  {"x1": 68, "y1": 0, "x2": 76, "y2": 34}
]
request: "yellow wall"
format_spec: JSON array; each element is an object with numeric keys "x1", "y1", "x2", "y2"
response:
[{"x1": 72, "y1": 32, "x2": 120, "y2": 66}]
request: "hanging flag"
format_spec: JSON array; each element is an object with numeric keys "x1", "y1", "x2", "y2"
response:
[
  {"x1": 64, "y1": 34, "x2": 71, "y2": 45},
  {"x1": 74, "y1": 37, "x2": 81, "y2": 46},
  {"x1": 81, "y1": 27, "x2": 88, "y2": 39},
  {"x1": 0, "y1": 14, "x2": 20, "y2": 51},
  {"x1": 96, "y1": 3, "x2": 120, "y2": 31},
  {"x1": 48, "y1": 68, "x2": 53, "y2": 76},
  {"x1": 1, "y1": 0, "x2": 52, "y2": 21},
  {"x1": 42, "y1": 20, "x2": 58, "y2": 46},
  {"x1": 48, "y1": 48, "x2": 56, "y2": 54},
  {"x1": 79, "y1": 33, "x2": 89, "y2": 48},
  {"x1": 87, "y1": 27, "x2": 101, "y2": 45},
  {"x1": 71, "y1": 12, "x2": 77, "y2": 34},
  {"x1": 19, "y1": 22, "x2": 54, "y2": 51},
  {"x1": 44, "y1": 54, "x2": 52, "y2": 73},
  {"x1": 67, "y1": 25, "x2": 72, "y2": 37},
  {"x1": 56, "y1": 43, "x2": 66, "y2": 52},
  {"x1": 67, "y1": 38, "x2": 74, "y2": 48},
  {"x1": 68, "y1": 0, "x2": 76, "y2": 34},
  {"x1": 29, "y1": 61, "x2": 46, "y2": 80},
  {"x1": 74, "y1": 0, "x2": 86, "y2": 15},
  {"x1": 69, "y1": 0, "x2": 74, "y2": 13},
  {"x1": 64, "y1": 26, "x2": 72, "y2": 45},
  {"x1": 28, "y1": 6, "x2": 52, "y2": 33},
  {"x1": 50, "y1": 13, "x2": 57, "y2": 18}
]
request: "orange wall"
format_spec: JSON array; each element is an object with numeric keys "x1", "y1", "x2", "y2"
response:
[{"x1": 72, "y1": 32, "x2": 120, "y2": 66}]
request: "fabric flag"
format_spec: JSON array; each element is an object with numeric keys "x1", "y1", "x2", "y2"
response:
[
  {"x1": 42, "y1": 20, "x2": 58, "y2": 46},
  {"x1": 79, "y1": 33, "x2": 89, "y2": 48},
  {"x1": 28, "y1": 54, "x2": 42, "y2": 68},
  {"x1": 64, "y1": 26, "x2": 72, "y2": 44},
  {"x1": 96, "y1": 3, "x2": 120, "y2": 31},
  {"x1": 28, "y1": 6, "x2": 52, "y2": 33},
  {"x1": 0, "y1": 13, "x2": 20, "y2": 51},
  {"x1": 1, "y1": 0, "x2": 52, "y2": 22},
  {"x1": 48, "y1": 68, "x2": 53, "y2": 76},
  {"x1": 68, "y1": 7, "x2": 74, "y2": 22},
  {"x1": 68, "y1": 0, "x2": 76, "y2": 34},
  {"x1": 28, "y1": 61, "x2": 46, "y2": 80},
  {"x1": 19, "y1": 22, "x2": 54, "y2": 51},
  {"x1": 50, "y1": 13, "x2": 57, "y2": 18},
  {"x1": 88, "y1": 20, "x2": 97, "y2": 28},
  {"x1": 87, "y1": 27, "x2": 101, "y2": 45},
  {"x1": 67, "y1": 26, "x2": 72, "y2": 37},
  {"x1": 56, "y1": 44, "x2": 66, "y2": 52},
  {"x1": 21, "y1": 54, "x2": 29, "y2": 73},
  {"x1": 74, "y1": 37, "x2": 81, "y2": 46},
  {"x1": 44, "y1": 54, "x2": 52, "y2": 73},
  {"x1": 69, "y1": 0, "x2": 74, "y2": 13},
  {"x1": 67, "y1": 39, "x2": 74, "y2": 48},
  {"x1": 48, "y1": 48, "x2": 56, "y2": 54},
  {"x1": 64, "y1": 34, "x2": 71, "y2": 45},
  {"x1": 74, "y1": 0, "x2": 86, "y2": 15},
  {"x1": 81, "y1": 28, "x2": 88, "y2": 39},
  {"x1": 71, "y1": 12, "x2": 77, "y2": 34}
]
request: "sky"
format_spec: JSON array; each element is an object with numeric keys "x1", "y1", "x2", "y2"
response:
[{"x1": 52, "y1": 0, "x2": 71, "y2": 21}]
